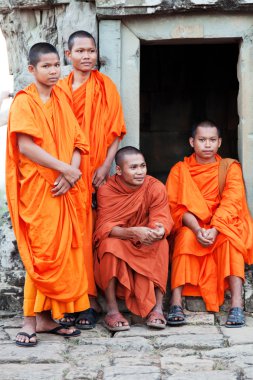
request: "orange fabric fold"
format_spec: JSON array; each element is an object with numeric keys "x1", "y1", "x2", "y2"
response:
[
  {"x1": 6, "y1": 84, "x2": 90, "y2": 318},
  {"x1": 166, "y1": 154, "x2": 253, "y2": 311},
  {"x1": 94, "y1": 175, "x2": 174, "y2": 317},
  {"x1": 57, "y1": 70, "x2": 126, "y2": 296}
]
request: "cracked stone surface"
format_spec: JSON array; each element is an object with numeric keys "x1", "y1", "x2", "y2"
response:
[{"x1": 0, "y1": 311, "x2": 252, "y2": 379}]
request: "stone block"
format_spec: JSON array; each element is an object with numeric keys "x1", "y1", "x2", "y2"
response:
[
  {"x1": 244, "y1": 269, "x2": 253, "y2": 312},
  {"x1": 0, "y1": 342, "x2": 66, "y2": 363},
  {"x1": 154, "y1": 333, "x2": 224, "y2": 350},
  {"x1": 164, "y1": 370, "x2": 237, "y2": 380},
  {"x1": 161, "y1": 356, "x2": 215, "y2": 376},
  {"x1": 0, "y1": 364, "x2": 70, "y2": 380},
  {"x1": 116, "y1": 324, "x2": 219, "y2": 338},
  {"x1": 203, "y1": 344, "x2": 253, "y2": 359},
  {"x1": 221, "y1": 326, "x2": 253, "y2": 346},
  {"x1": 244, "y1": 367, "x2": 253, "y2": 380},
  {"x1": 103, "y1": 365, "x2": 161, "y2": 380}
]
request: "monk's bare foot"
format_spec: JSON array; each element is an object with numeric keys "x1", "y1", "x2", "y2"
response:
[
  {"x1": 104, "y1": 311, "x2": 130, "y2": 331},
  {"x1": 36, "y1": 311, "x2": 78, "y2": 335},
  {"x1": 16, "y1": 316, "x2": 37, "y2": 346},
  {"x1": 147, "y1": 306, "x2": 166, "y2": 327}
]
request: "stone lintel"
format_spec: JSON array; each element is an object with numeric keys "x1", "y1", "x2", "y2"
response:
[
  {"x1": 0, "y1": 0, "x2": 69, "y2": 14},
  {"x1": 96, "y1": 1, "x2": 253, "y2": 19}
]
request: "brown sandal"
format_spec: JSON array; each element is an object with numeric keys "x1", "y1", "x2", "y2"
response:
[
  {"x1": 104, "y1": 312, "x2": 130, "y2": 332},
  {"x1": 146, "y1": 311, "x2": 166, "y2": 329}
]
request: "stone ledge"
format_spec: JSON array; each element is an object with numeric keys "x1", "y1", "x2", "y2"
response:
[{"x1": 96, "y1": 0, "x2": 253, "y2": 18}]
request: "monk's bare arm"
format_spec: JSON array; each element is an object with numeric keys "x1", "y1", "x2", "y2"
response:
[
  {"x1": 17, "y1": 133, "x2": 81, "y2": 186},
  {"x1": 110, "y1": 225, "x2": 161, "y2": 246},
  {"x1": 182, "y1": 212, "x2": 218, "y2": 246},
  {"x1": 92, "y1": 137, "x2": 120, "y2": 189}
]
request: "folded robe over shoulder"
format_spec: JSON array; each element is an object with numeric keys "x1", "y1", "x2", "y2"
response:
[
  {"x1": 166, "y1": 153, "x2": 253, "y2": 311},
  {"x1": 6, "y1": 83, "x2": 90, "y2": 318},
  {"x1": 94, "y1": 175, "x2": 174, "y2": 317},
  {"x1": 57, "y1": 70, "x2": 127, "y2": 296}
]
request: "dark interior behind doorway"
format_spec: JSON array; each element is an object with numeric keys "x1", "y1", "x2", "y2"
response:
[{"x1": 140, "y1": 43, "x2": 239, "y2": 182}]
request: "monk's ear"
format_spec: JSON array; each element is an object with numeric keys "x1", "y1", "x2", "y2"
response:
[
  {"x1": 116, "y1": 165, "x2": 122, "y2": 176},
  {"x1": 218, "y1": 137, "x2": 222, "y2": 148},
  {"x1": 65, "y1": 50, "x2": 71, "y2": 60},
  {"x1": 28, "y1": 65, "x2": 36, "y2": 74},
  {"x1": 189, "y1": 137, "x2": 194, "y2": 148}
]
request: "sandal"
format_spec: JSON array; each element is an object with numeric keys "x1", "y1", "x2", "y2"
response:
[
  {"x1": 75, "y1": 308, "x2": 99, "y2": 330},
  {"x1": 104, "y1": 312, "x2": 130, "y2": 332},
  {"x1": 146, "y1": 311, "x2": 166, "y2": 329},
  {"x1": 225, "y1": 307, "x2": 245, "y2": 328},
  {"x1": 59, "y1": 312, "x2": 79, "y2": 327},
  {"x1": 167, "y1": 305, "x2": 186, "y2": 326},
  {"x1": 15, "y1": 332, "x2": 37, "y2": 347}
]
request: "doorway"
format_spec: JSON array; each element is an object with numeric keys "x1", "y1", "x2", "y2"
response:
[{"x1": 140, "y1": 43, "x2": 239, "y2": 182}]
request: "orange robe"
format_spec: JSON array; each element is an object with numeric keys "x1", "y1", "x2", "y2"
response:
[
  {"x1": 57, "y1": 70, "x2": 126, "y2": 296},
  {"x1": 6, "y1": 83, "x2": 90, "y2": 319},
  {"x1": 166, "y1": 154, "x2": 253, "y2": 312},
  {"x1": 93, "y1": 175, "x2": 174, "y2": 317}
]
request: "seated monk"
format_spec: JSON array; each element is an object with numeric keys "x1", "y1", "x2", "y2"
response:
[
  {"x1": 94, "y1": 146, "x2": 174, "y2": 331},
  {"x1": 166, "y1": 120, "x2": 253, "y2": 328}
]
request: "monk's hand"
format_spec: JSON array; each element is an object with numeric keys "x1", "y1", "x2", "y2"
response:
[
  {"x1": 92, "y1": 164, "x2": 110, "y2": 189},
  {"x1": 130, "y1": 227, "x2": 155, "y2": 246},
  {"x1": 149, "y1": 222, "x2": 165, "y2": 241},
  {"x1": 203, "y1": 227, "x2": 219, "y2": 244},
  {"x1": 52, "y1": 174, "x2": 71, "y2": 197},
  {"x1": 195, "y1": 227, "x2": 214, "y2": 246},
  {"x1": 62, "y1": 164, "x2": 82, "y2": 187}
]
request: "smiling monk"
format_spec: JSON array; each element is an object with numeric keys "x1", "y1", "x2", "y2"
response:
[
  {"x1": 94, "y1": 146, "x2": 173, "y2": 331},
  {"x1": 166, "y1": 120, "x2": 253, "y2": 328},
  {"x1": 6, "y1": 43, "x2": 90, "y2": 346},
  {"x1": 57, "y1": 31, "x2": 126, "y2": 328}
]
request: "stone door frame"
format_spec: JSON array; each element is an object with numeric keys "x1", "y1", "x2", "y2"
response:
[{"x1": 99, "y1": 14, "x2": 253, "y2": 209}]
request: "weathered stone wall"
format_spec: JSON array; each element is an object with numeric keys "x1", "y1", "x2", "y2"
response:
[{"x1": 0, "y1": 0, "x2": 97, "y2": 91}]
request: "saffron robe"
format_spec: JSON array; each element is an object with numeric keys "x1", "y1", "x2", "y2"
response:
[
  {"x1": 6, "y1": 84, "x2": 90, "y2": 319},
  {"x1": 166, "y1": 154, "x2": 253, "y2": 312},
  {"x1": 93, "y1": 175, "x2": 174, "y2": 317},
  {"x1": 57, "y1": 70, "x2": 126, "y2": 296}
]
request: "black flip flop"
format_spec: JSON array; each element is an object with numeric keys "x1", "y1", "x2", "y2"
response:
[
  {"x1": 59, "y1": 312, "x2": 79, "y2": 327},
  {"x1": 225, "y1": 307, "x2": 245, "y2": 328},
  {"x1": 45, "y1": 326, "x2": 81, "y2": 337},
  {"x1": 15, "y1": 332, "x2": 37, "y2": 347},
  {"x1": 167, "y1": 305, "x2": 186, "y2": 326},
  {"x1": 75, "y1": 308, "x2": 99, "y2": 330}
]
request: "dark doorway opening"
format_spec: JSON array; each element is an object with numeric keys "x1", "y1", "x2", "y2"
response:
[{"x1": 140, "y1": 43, "x2": 239, "y2": 182}]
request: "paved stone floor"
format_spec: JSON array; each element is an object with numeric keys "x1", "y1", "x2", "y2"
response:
[{"x1": 0, "y1": 311, "x2": 253, "y2": 380}]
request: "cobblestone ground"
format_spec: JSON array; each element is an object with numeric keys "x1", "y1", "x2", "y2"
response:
[{"x1": 0, "y1": 311, "x2": 253, "y2": 380}]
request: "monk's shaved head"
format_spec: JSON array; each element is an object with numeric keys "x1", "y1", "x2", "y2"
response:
[
  {"x1": 28, "y1": 43, "x2": 59, "y2": 66},
  {"x1": 191, "y1": 120, "x2": 221, "y2": 138},
  {"x1": 115, "y1": 146, "x2": 144, "y2": 167},
  {"x1": 68, "y1": 30, "x2": 96, "y2": 51}
]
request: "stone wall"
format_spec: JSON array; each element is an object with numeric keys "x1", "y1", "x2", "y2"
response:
[{"x1": 0, "y1": 0, "x2": 97, "y2": 91}]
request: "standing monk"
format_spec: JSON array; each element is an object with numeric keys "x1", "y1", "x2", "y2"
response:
[
  {"x1": 57, "y1": 31, "x2": 126, "y2": 328},
  {"x1": 94, "y1": 146, "x2": 173, "y2": 331},
  {"x1": 166, "y1": 120, "x2": 253, "y2": 327},
  {"x1": 6, "y1": 43, "x2": 90, "y2": 346}
]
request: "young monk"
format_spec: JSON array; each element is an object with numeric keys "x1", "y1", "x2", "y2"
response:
[
  {"x1": 166, "y1": 120, "x2": 253, "y2": 328},
  {"x1": 93, "y1": 146, "x2": 173, "y2": 331},
  {"x1": 6, "y1": 43, "x2": 90, "y2": 346},
  {"x1": 57, "y1": 30, "x2": 126, "y2": 328}
]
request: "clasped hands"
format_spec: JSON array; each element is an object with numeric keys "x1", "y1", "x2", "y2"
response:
[
  {"x1": 131, "y1": 222, "x2": 165, "y2": 246},
  {"x1": 195, "y1": 227, "x2": 219, "y2": 247},
  {"x1": 52, "y1": 165, "x2": 82, "y2": 197}
]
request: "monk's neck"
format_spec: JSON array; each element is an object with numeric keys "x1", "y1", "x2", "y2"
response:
[
  {"x1": 72, "y1": 69, "x2": 91, "y2": 91},
  {"x1": 34, "y1": 81, "x2": 53, "y2": 103},
  {"x1": 194, "y1": 155, "x2": 217, "y2": 164}
]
